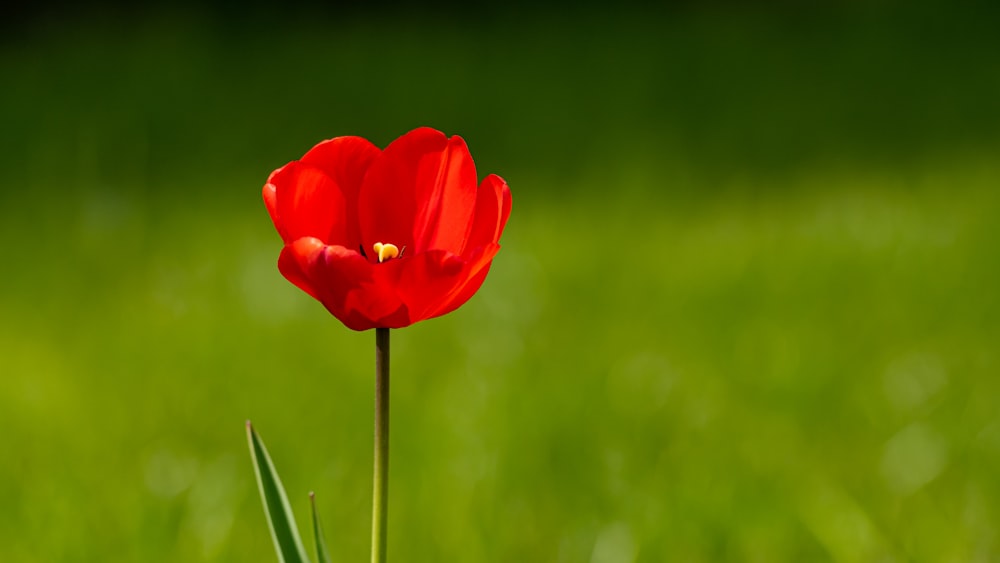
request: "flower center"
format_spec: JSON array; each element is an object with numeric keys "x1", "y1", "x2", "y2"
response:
[{"x1": 373, "y1": 242, "x2": 400, "y2": 263}]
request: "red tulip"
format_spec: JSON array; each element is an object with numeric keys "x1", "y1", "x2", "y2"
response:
[{"x1": 263, "y1": 127, "x2": 512, "y2": 331}]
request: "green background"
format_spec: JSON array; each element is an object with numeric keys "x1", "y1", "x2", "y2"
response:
[{"x1": 2, "y1": 3, "x2": 999, "y2": 561}]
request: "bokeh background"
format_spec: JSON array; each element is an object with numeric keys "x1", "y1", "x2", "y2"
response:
[{"x1": 2, "y1": 1, "x2": 1000, "y2": 561}]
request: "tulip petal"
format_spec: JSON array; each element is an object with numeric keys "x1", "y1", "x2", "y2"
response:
[
  {"x1": 299, "y1": 136, "x2": 381, "y2": 250},
  {"x1": 497, "y1": 177, "x2": 512, "y2": 239},
  {"x1": 463, "y1": 174, "x2": 511, "y2": 255},
  {"x1": 394, "y1": 243, "x2": 499, "y2": 323},
  {"x1": 358, "y1": 128, "x2": 477, "y2": 255},
  {"x1": 282, "y1": 237, "x2": 410, "y2": 331},
  {"x1": 434, "y1": 243, "x2": 500, "y2": 317},
  {"x1": 432, "y1": 260, "x2": 493, "y2": 319},
  {"x1": 263, "y1": 180, "x2": 284, "y2": 240},
  {"x1": 300, "y1": 136, "x2": 381, "y2": 188},
  {"x1": 278, "y1": 244, "x2": 320, "y2": 302},
  {"x1": 413, "y1": 134, "x2": 478, "y2": 253},
  {"x1": 270, "y1": 162, "x2": 348, "y2": 246}
]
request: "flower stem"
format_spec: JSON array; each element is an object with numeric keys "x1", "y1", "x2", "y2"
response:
[{"x1": 371, "y1": 327, "x2": 390, "y2": 563}]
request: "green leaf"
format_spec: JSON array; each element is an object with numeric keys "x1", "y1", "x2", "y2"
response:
[
  {"x1": 309, "y1": 492, "x2": 333, "y2": 563},
  {"x1": 246, "y1": 421, "x2": 311, "y2": 563}
]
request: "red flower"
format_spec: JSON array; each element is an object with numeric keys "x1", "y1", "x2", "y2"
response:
[{"x1": 263, "y1": 127, "x2": 512, "y2": 331}]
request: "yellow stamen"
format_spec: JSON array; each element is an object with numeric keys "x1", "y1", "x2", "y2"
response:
[{"x1": 373, "y1": 242, "x2": 399, "y2": 263}]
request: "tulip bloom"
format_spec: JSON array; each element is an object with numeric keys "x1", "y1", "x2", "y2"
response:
[{"x1": 263, "y1": 127, "x2": 512, "y2": 331}]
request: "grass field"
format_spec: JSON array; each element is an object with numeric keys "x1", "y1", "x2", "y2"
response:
[{"x1": 2, "y1": 5, "x2": 999, "y2": 562}]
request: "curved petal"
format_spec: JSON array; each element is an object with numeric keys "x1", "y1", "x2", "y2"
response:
[
  {"x1": 277, "y1": 243, "x2": 319, "y2": 301},
  {"x1": 431, "y1": 260, "x2": 493, "y2": 319},
  {"x1": 497, "y1": 178, "x2": 512, "y2": 239},
  {"x1": 412, "y1": 134, "x2": 478, "y2": 253},
  {"x1": 262, "y1": 180, "x2": 284, "y2": 240},
  {"x1": 434, "y1": 243, "x2": 500, "y2": 317},
  {"x1": 358, "y1": 128, "x2": 477, "y2": 255},
  {"x1": 300, "y1": 136, "x2": 381, "y2": 189},
  {"x1": 299, "y1": 136, "x2": 381, "y2": 249},
  {"x1": 463, "y1": 174, "x2": 511, "y2": 256},
  {"x1": 393, "y1": 243, "x2": 500, "y2": 323},
  {"x1": 271, "y1": 161, "x2": 348, "y2": 245},
  {"x1": 282, "y1": 237, "x2": 410, "y2": 331}
]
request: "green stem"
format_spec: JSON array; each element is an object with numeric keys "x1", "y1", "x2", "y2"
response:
[{"x1": 371, "y1": 327, "x2": 390, "y2": 563}]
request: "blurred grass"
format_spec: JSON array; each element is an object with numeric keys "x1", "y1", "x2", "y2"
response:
[{"x1": 2, "y1": 5, "x2": 1000, "y2": 562}]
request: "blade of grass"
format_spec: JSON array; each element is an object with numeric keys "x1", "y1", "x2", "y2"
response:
[
  {"x1": 246, "y1": 421, "x2": 311, "y2": 563},
  {"x1": 309, "y1": 492, "x2": 333, "y2": 563}
]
